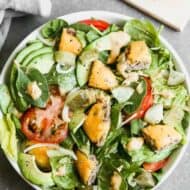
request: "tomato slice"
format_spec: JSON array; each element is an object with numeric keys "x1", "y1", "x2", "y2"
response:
[
  {"x1": 123, "y1": 77, "x2": 153, "y2": 124},
  {"x1": 143, "y1": 158, "x2": 169, "y2": 172},
  {"x1": 135, "y1": 77, "x2": 153, "y2": 119},
  {"x1": 21, "y1": 94, "x2": 68, "y2": 144},
  {"x1": 80, "y1": 19, "x2": 110, "y2": 31}
]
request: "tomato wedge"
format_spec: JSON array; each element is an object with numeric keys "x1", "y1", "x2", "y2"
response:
[
  {"x1": 143, "y1": 158, "x2": 169, "y2": 172},
  {"x1": 80, "y1": 19, "x2": 110, "y2": 31},
  {"x1": 21, "y1": 94, "x2": 68, "y2": 143},
  {"x1": 123, "y1": 77, "x2": 153, "y2": 124}
]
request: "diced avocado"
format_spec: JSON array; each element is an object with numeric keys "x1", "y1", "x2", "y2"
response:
[
  {"x1": 28, "y1": 145, "x2": 51, "y2": 171},
  {"x1": 27, "y1": 53, "x2": 55, "y2": 74},
  {"x1": 14, "y1": 42, "x2": 43, "y2": 64},
  {"x1": 22, "y1": 47, "x2": 53, "y2": 66},
  {"x1": 69, "y1": 110, "x2": 86, "y2": 133},
  {"x1": 18, "y1": 153, "x2": 54, "y2": 187},
  {"x1": 76, "y1": 31, "x2": 130, "y2": 86}
]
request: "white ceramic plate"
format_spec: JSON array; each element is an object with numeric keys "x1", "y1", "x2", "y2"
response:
[{"x1": 0, "y1": 11, "x2": 190, "y2": 190}]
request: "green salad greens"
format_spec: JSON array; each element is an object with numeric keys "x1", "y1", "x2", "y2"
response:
[{"x1": 0, "y1": 17, "x2": 189, "y2": 190}]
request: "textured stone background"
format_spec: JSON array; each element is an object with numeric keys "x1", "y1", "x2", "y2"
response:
[{"x1": 0, "y1": 0, "x2": 190, "y2": 189}]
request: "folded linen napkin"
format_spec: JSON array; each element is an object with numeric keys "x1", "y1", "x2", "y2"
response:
[{"x1": 0, "y1": 0, "x2": 52, "y2": 51}]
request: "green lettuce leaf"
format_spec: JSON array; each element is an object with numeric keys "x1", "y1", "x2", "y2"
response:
[
  {"x1": 126, "y1": 144, "x2": 177, "y2": 164},
  {"x1": 0, "y1": 114, "x2": 18, "y2": 160},
  {"x1": 0, "y1": 84, "x2": 12, "y2": 114},
  {"x1": 123, "y1": 19, "x2": 161, "y2": 47},
  {"x1": 41, "y1": 19, "x2": 68, "y2": 39}
]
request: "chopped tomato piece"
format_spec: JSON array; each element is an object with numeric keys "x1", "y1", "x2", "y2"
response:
[
  {"x1": 143, "y1": 158, "x2": 169, "y2": 172},
  {"x1": 80, "y1": 19, "x2": 110, "y2": 31},
  {"x1": 123, "y1": 77, "x2": 153, "y2": 124},
  {"x1": 135, "y1": 77, "x2": 153, "y2": 119}
]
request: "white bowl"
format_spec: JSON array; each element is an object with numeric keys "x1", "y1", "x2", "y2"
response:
[{"x1": 0, "y1": 11, "x2": 190, "y2": 190}]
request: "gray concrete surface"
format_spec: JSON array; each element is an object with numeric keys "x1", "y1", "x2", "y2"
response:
[{"x1": 0, "y1": 0, "x2": 190, "y2": 189}]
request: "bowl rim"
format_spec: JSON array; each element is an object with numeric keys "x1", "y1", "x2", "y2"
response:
[{"x1": 0, "y1": 10, "x2": 190, "y2": 190}]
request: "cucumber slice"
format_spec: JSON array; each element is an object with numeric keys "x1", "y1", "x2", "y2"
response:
[
  {"x1": 22, "y1": 47, "x2": 53, "y2": 66},
  {"x1": 76, "y1": 63, "x2": 91, "y2": 87},
  {"x1": 76, "y1": 49, "x2": 98, "y2": 86},
  {"x1": 27, "y1": 53, "x2": 55, "y2": 74},
  {"x1": 14, "y1": 42, "x2": 43, "y2": 64},
  {"x1": 55, "y1": 51, "x2": 76, "y2": 74},
  {"x1": 69, "y1": 110, "x2": 86, "y2": 133}
]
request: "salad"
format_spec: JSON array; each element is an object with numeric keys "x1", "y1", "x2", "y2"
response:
[{"x1": 0, "y1": 17, "x2": 189, "y2": 190}]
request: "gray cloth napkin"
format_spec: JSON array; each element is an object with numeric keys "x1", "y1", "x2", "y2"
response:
[{"x1": 0, "y1": 0, "x2": 52, "y2": 51}]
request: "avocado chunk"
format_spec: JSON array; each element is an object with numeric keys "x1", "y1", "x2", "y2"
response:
[
  {"x1": 18, "y1": 153, "x2": 54, "y2": 187},
  {"x1": 69, "y1": 110, "x2": 86, "y2": 133},
  {"x1": 22, "y1": 47, "x2": 53, "y2": 66},
  {"x1": 76, "y1": 31, "x2": 130, "y2": 86},
  {"x1": 15, "y1": 42, "x2": 43, "y2": 64}
]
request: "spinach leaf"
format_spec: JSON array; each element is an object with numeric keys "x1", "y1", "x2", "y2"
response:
[
  {"x1": 124, "y1": 79, "x2": 147, "y2": 115},
  {"x1": 101, "y1": 24, "x2": 120, "y2": 35},
  {"x1": 70, "y1": 128, "x2": 90, "y2": 155},
  {"x1": 41, "y1": 19, "x2": 68, "y2": 39},
  {"x1": 97, "y1": 155, "x2": 129, "y2": 190},
  {"x1": 86, "y1": 30, "x2": 100, "y2": 43},
  {"x1": 60, "y1": 135, "x2": 75, "y2": 150},
  {"x1": 182, "y1": 111, "x2": 190, "y2": 130},
  {"x1": 16, "y1": 67, "x2": 49, "y2": 108},
  {"x1": 124, "y1": 19, "x2": 160, "y2": 47},
  {"x1": 70, "y1": 23, "x2": 92, "y2": 32},
  {"x1": 11, "y1": 114, "x2": 26, "y2": 141},
  {"x1": 9, "y1": 65, "x2": 29, "y2": 112},
  {"x1": 98, "y1": 51, "x2": 109, "y2": 63},
  {"x1": 96, "y1": 128, "x2": 124, "y2": 160},
  {"x1": 111, "y1": 103, "x2": 122, "y2": 129},
  {"x1": 50, "y1": 156, "x2": 79, "y2": 189},
  {"x1": 76, "y1": 30, "x2": 87, "y2": 48},
  {"x1": 130, "y1": 119, "x2": 144, "y2": 136}
]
